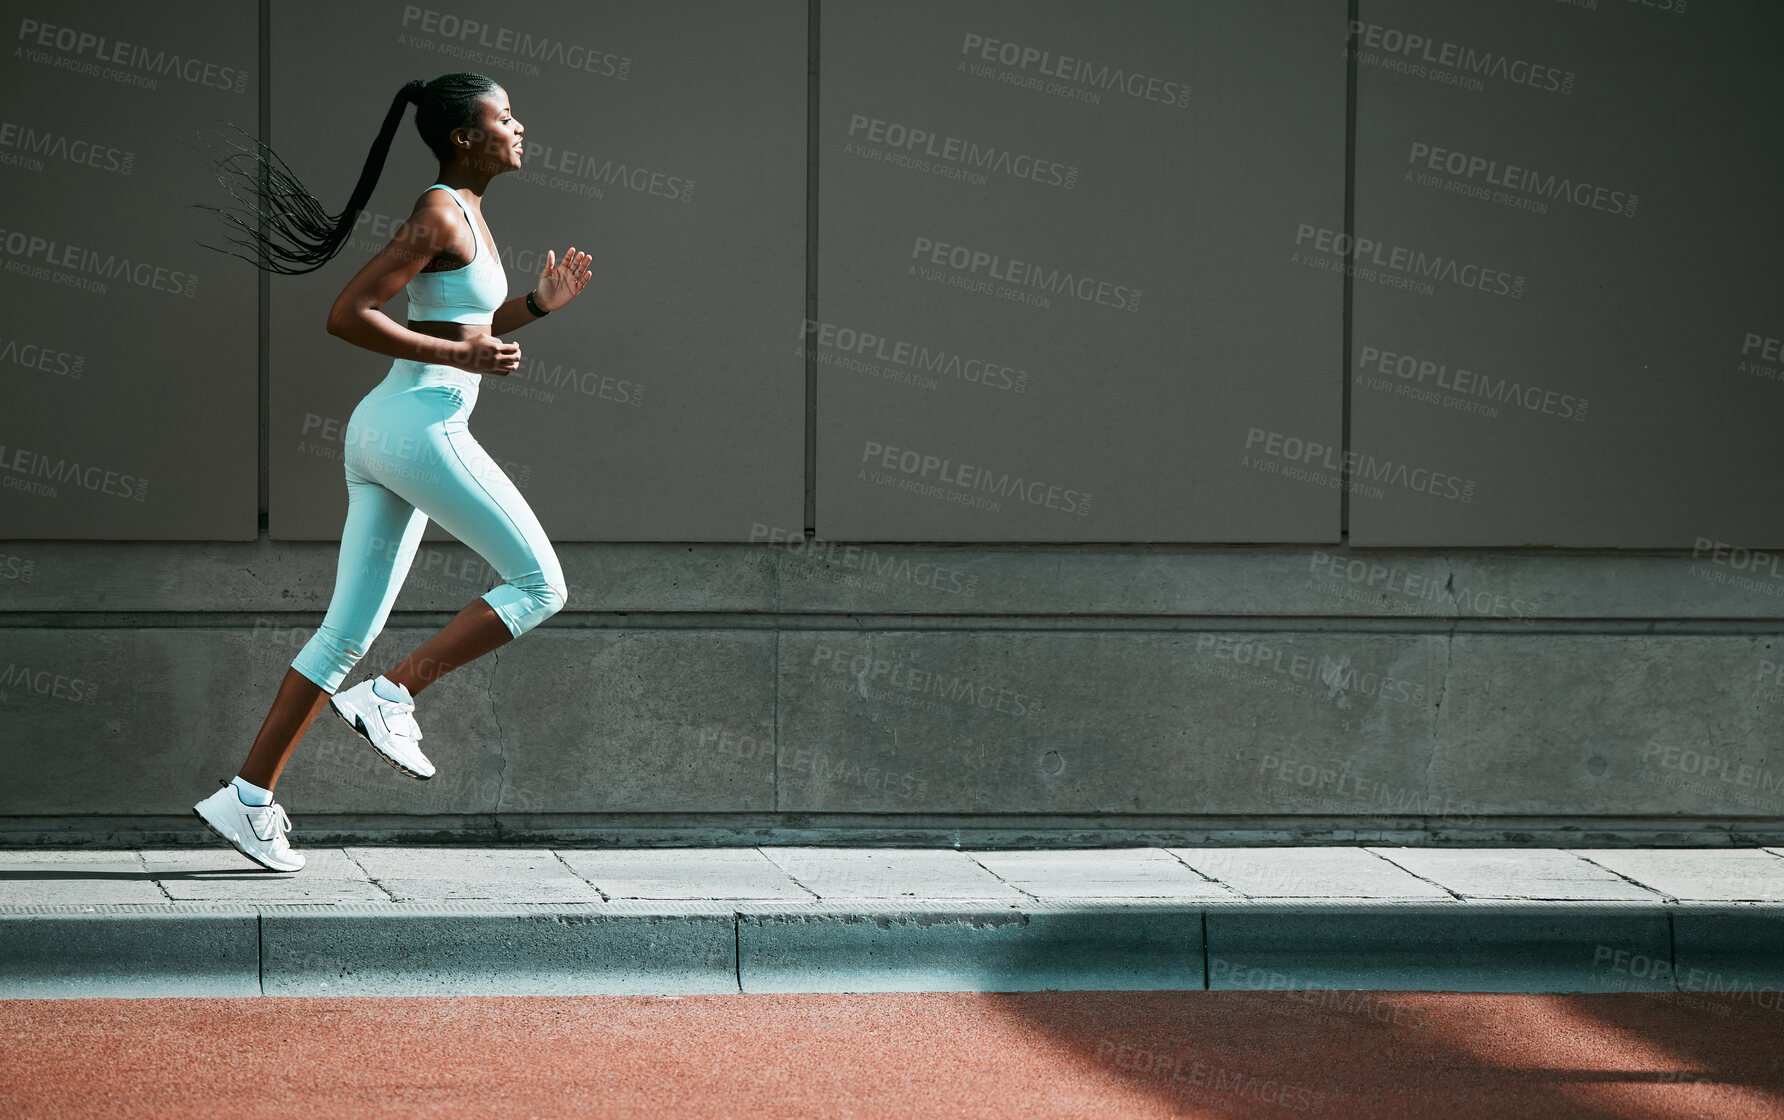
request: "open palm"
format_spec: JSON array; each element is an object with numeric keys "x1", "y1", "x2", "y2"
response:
[{"x1": 535, "y1": 246, "x2": 592, "y2": 311}]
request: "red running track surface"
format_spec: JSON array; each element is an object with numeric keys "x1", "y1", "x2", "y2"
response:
[{"x1": 3, "y1": 990, "x2": 1782, "y2": 1119}]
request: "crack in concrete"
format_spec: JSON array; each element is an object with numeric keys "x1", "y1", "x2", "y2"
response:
[
  {"x1": 488, "y1": 650, "x2": 509, "y2": 820},
  {"x1": 1424, "y1": 558, "x2": 1458, "y2": 807},
  {"x1": 852, "y1": 634, "x2": 873, "y2": 699}
]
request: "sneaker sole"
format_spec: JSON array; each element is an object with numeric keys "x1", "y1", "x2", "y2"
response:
[
  {"x1": 192, "y1": 805, "x2": 303, "y2": 874},
  {"x1": 330, "y1": 699, "x2": 434, "y2": 780}
]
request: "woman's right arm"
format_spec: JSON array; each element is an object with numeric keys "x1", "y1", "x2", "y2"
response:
[{"x1": 323, "y1": 194, "x2": 500, "y2": 371}]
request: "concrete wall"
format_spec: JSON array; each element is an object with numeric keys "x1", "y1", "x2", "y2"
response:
[
  {"x1": 3, "y1": 538, "x2": 1782, "y2": 845},
  {"x1": 4, "y1": 1, "x2": 1783, "y2": 844}
]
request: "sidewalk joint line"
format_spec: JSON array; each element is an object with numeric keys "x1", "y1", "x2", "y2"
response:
[
  {"x1": 1161, "y1": 848, "x2": 1246, "y2": 898},
  {"x1": 1568, "y1": 853, "x2": 1675, "y2": 902},
  {"x1": 963, "y1": 853, "x2": 1041, "y2": 902},
  {"x1": 551, "y1": 849, "x2": 609, "y2": 901},
  {"x1": 1201, "y1": 910, "x2": 1210, "y2": 991},
  {"x1": 1363, "y1": 848, "x2": 1464, "y2": 900},
  {"x1": 138, "y1": 850, "x2": 174, "y2": 901},
  {"x1": 341, "y1": 848, "x2": 394, "y2": 901}
]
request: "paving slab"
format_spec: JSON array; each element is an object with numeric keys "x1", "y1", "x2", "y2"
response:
[
  {"x1": 759, "y1": 848, "x2": 1023, "y2": 899},
  {"x1": 968, "y1": 848, "x2": 1231, "y2": 899},
  {"x1": 1366, "y1": 848, "x2": 1662, "y2": 901},
  {"x1": 1165, "y1": 847, "x2": 1454, "y2": 899},
  {"x1": 738, "y1": 903, "x2": 1203, "y2": 993},
  {"x1": 1206, "y1": 902, "x2": 1674, "y2": 993},
  {"x1": 259, "y1": 903, "x2": 738, "y2": 996},
  {"x1": 159, "y1": 877, "x2": 391, "y2": 902},
  {"x1": 371, "y1": 878, "x2": 606, "y2": 903},
  {"x1": 341, "y1": 847, "x2": 604, "y2": 902},
  {"x1": 556, "y1": 848, "x2": 813, "y2": 899},
  {"x1": 0, "y1": 852, "x2": 168, "y2": 905},
  {"x1": 1569, "y1": 849, "x2": 1784, "y2": 901},
  {"x1": 141, "y1": 847, "x2": 370, "y2": 880},
  {"x1": 343, "y1": 847, "x2": 579, "y2": 880},
  {"x1": 136, "y1": 847, "x2": 387, "y2": 901}
]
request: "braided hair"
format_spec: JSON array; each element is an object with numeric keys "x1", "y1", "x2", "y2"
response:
[{"x1": 190, "y1": 73, "x2": 498, "y2": 275}]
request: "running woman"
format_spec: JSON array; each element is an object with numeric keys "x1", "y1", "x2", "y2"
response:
[{"x1": 189, "y1": 73, "x2": 591, "y2": 871}]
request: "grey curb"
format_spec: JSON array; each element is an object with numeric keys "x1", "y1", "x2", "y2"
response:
[
  {"x1": 4, "y1": 901, "x2": 1783, "y2": 999},
  {"x1": 737, "y1": 905, "x2": 1204, "y2": 993},
  {"x1": 1205, "y1": 902, "x2": 1675, "y2": 993},
  {"x1": 0, "y1": 905, "x2": 260, "y2": 998},
  {"x1": 1672, "y1": 904, "x2": 1784, "y2": 995},
  {"x1": 260, "y1": 903, "x2": 738, "y2": 996}
]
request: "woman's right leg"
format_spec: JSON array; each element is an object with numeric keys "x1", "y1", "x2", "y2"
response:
[{"x1": 371, "y1": 382, "x2": 567, "y2": 697}]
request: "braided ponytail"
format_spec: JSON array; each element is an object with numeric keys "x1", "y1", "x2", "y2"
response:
[{"x1": 191, "y1": 72, "x2": 497, "y2": 275}]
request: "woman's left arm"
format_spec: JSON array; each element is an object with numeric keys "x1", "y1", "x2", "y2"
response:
[{"x1": 492, "y1": 246, "x2": 593, "y2": 335}]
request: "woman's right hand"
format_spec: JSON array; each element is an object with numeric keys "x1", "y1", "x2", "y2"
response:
[{"x1": 455, "y1": 333, "x2": 522, "y2": 376}]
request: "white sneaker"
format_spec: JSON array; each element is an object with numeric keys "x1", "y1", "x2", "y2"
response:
[
  {"x1": 193, "y1": 782, "x2": 304, "y2": 873},
  {"x1": 330, "y1": 676, "x2": 435, "y2": 779}
]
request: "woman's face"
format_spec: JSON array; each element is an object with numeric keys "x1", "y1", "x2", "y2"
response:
[{"x1": 454, "y1": 86, "x2": 524, "y2": 175}]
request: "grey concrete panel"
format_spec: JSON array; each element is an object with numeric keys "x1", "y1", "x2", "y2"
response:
[
  {"x1": 1671, "y1": 905, "x2": 1784, "y2": 995},
  {"x1": 814, "y1": 0, "x2": 1347, "y2": 542},
  {"x1": 1348, "y1": 0, "x2": 1784, "y2": 545},
  {"x1": 1206, "y1": 903, "x2": 1673, "y2": 992},
  {"x1": 738, "y1": 906, "x2": 1204, "y2": 993},
  {"x1": 5, "y1": 538, "x2": 1783, "y2": 622},
  {"x1": 12, "y1": 625, "x2": 1784, "y2": 832},
  {"x1": 1167, "y1": 848, "x2": 1452, "y2": 899},
  {"x1": 0, "y1": 908, "x2": 259, "y2": 998},
  {"x1": 758, "y1": 848, "x2": 1022, "y2": 899},
  {"x1": 556, "y1": 848, "x2": 813, "y2": 899},
  {"x1": 268, "y1": 0, "x2": 805, "y2": 540},
  {"x1": 1366, "y1": 848, "x2": 1661, "y2": 901},
  {"x1": 0, "y1": 625, "x2": 777, "y2": 819},
  {"x1": 1569, "y1": 850, "x2": 1784, "y2": 902},
  {"x1": 260, "y1": 903, "x2": 737, "y2": 995},
  {"x1": 471, "y1": 628, "x2": 780, "y2": 814},
  {"x1": 774, "y1": 629, "x2": 1442, "y2": 815},
  {"x1": 968, "y1": 849, "x2": 1230, "y2": 900},
  {"x1": 1435, "y1": 637, "x2": 1784, "y2": 819},
  {"x1": 1, "y1": 1, "x2": 257, "y2": 539}
]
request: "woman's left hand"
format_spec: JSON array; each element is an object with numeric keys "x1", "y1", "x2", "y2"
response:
[{"x1": 535, "y1": 245, "x2": 592, "y2": 312}]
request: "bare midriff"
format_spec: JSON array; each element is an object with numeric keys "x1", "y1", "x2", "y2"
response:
[{"x1": 406, "y1": 320, "x2": 490, "y2": 342}]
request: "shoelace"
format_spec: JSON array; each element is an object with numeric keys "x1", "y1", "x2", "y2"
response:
[
  {"x1": 380, "y1": 698, "x2": 424, "y2": 742},
  {"x1": 249, "y1": 801, "x2": 292, "y2": 843}
]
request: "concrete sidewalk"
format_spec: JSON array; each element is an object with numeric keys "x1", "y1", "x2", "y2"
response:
[{"x1": 4, "y1": 846, "x2": 1783, "y2": 999}]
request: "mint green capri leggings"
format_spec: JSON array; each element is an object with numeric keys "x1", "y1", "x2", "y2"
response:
[{"x1": 292, "y1": 359, "x2": 567, "y2": 693}]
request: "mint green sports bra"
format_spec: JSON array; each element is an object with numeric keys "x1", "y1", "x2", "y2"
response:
[{"x1": 404, "y1": 184, "x2": 507, "y2": 325}]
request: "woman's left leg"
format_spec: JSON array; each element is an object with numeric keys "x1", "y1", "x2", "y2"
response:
[{"x1": 372, "y1": 403, "x2": 567, "y2": 695}]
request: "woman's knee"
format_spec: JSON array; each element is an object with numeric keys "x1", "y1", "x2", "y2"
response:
[
  {"x1": 292, "y1": 622, "x2": 380, "y2": 693},
  {"x1": 482, "y1": 572, "x2": 565, "y2": 636}
]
